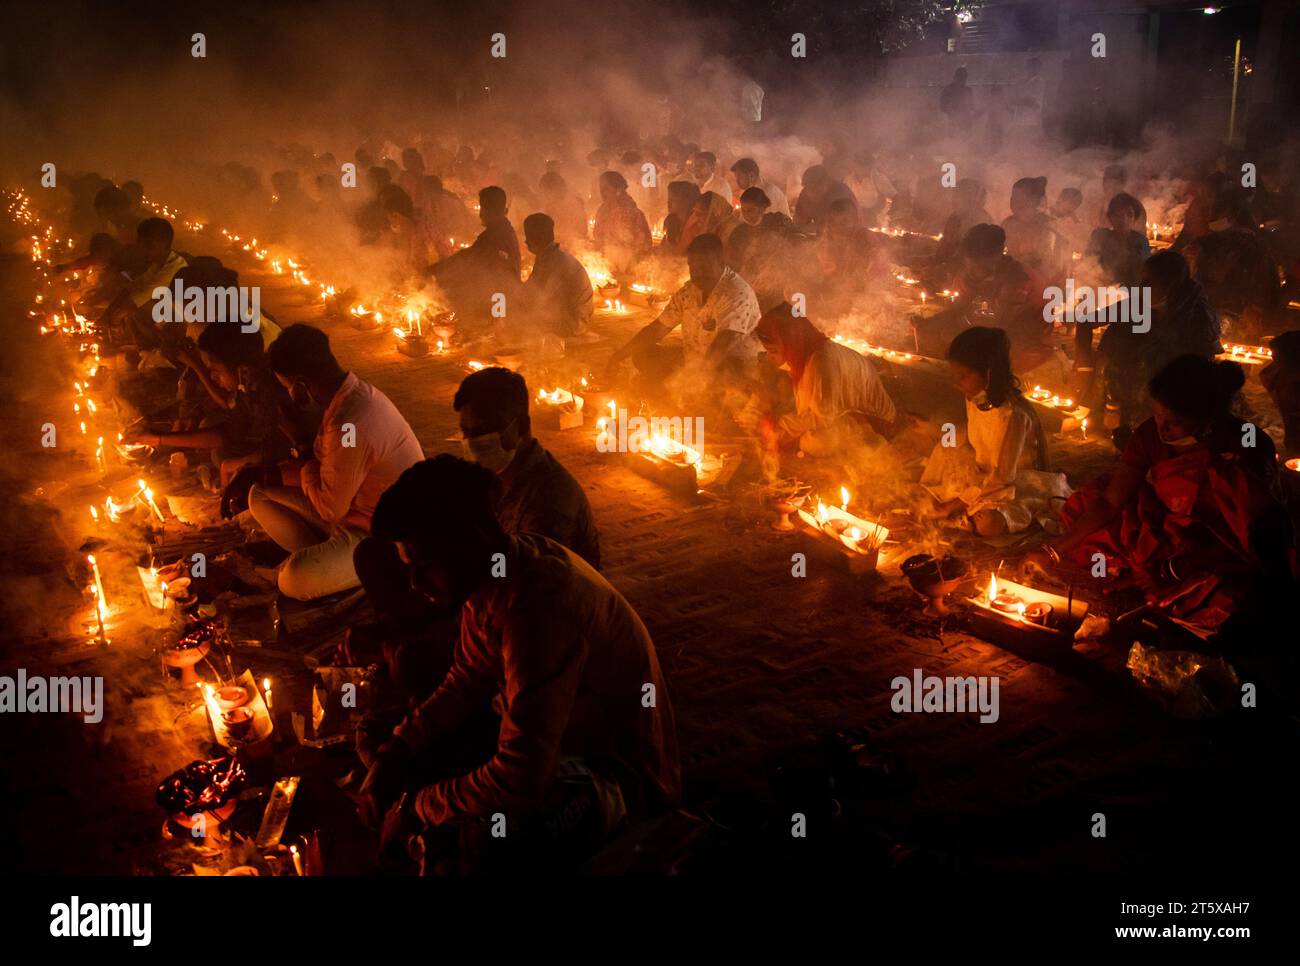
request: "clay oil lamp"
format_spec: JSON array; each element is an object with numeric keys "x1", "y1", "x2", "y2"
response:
[
  {"x1": 222, "y1": 705, "x2": 256, "y2": 741},
  {"x1": 795, "y1": 488, "x2": 890, "y2": 573},
  {"x1": 214, "y1": 685, "x2": 250, "y2": 712},
  {"x1": 493, "y1": 348, "x2": 524, "y2": 371},
  {"x1": 430, "y1": 310, "x2": 457, "y2": 343},
  {"x1": 966, "y1": 572, "x2": 1090, "y2": 655},
  {"x1": 901, "y1": 553, "x2": 970, "y2": 616},
  {"x1": 535, "y1": 386, "x2": 585, "y2": 431}
]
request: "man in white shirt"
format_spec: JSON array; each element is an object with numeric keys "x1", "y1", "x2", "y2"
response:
[
  {"x1": 606, "y1": 233, "x2": 760, "y2": 396},
  {"x1": 689, "y1": 151, "x2": 733, "y2": 205},
  {"x1": 227, "y1": 324, "x2": 425, "y2": 600},
  {"x1": 730, "y1": 158, "x2": 789, "y2": 217}
]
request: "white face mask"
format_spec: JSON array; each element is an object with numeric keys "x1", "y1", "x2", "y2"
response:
[
  {"x1": 1161, "y1": 432, "x2": 1200, "y2": 449},
  {"x1": 462, "y1": 430, "x2": 517, "y2": 473}
]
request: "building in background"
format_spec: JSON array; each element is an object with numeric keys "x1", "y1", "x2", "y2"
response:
[{"x1": 881, "y1": 0, "x2": 1299, "y2": 150}]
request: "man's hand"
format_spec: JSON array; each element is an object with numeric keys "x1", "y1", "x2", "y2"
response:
[
  {"x1": 176, "y1": 344, "x2": 202, "y2": 370},
  {"x1": 123, "y1": 427, "x2": 159, "y2": 448},
  {"x1": 602, "y1": 351, "x2": 627, "y2": 386},
  {"x1": 220, "y1": 464, "x2": 273, "y2": 519},
  {"x1": 1019, "y1": 549, "x2": 1054, "y2": 580},
  {"x1": 357, "y1": 747, "x2": 412, "y2": 829},
  {"x1": 379, "y1": 794, "x2": 420, "y2": 857}
]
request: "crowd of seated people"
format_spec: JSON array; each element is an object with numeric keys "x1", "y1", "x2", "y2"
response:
[{"x1": 50, "y1": 133, "x2": 1299, "y2": 872}]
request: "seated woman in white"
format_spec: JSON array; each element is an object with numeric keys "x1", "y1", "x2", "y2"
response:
[{"x1": 921, "y1": 326, "x2": 1071, "y2": 537}]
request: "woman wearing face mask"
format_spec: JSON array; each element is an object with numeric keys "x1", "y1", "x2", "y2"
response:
[
  {"x1": 920, "y1": 327, "x2": 1070, "y2": 537},
  {"x1": 1024, "y1": 356, "x2": 1292, "y2": 631}
]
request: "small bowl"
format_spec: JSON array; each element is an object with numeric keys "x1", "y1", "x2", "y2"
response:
[
  {"x1": 902, "y1": 553, "x2": 969, "y2": 616},
  {"x1": 493, "y1": 349, "x2": 523, "y2": 371},
  {"x1": 214, "y1": 686, "x2": 250, "y2": 711},
  {"x1": 222, "y1": 705, "x2": 255, "y2": 739}
]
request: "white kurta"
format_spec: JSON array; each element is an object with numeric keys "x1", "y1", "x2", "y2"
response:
[{"x1": 921, "y1": 398, "x2": 1071, "y2": 533}]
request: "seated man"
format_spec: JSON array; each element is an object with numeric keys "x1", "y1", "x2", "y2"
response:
[
  {"x1": 228, "y1": 324, "x2": 424, "y2": 600},
  {"x1": 689, "y1": 150, "x2": 733, "y2": 205},
  {"x1": 350, "y1": 366, "x2": 601, "y2": 676},
  {"x1": 1187, "y1": 189, "x2": 1285, "y2": 335},
  {"x1": 725, "y1": 186, "x2": 771, "y2": 268},
  {"x1": 430, "y1": 186, "x2": 521, "y2": 327},
  {"x1": 127, "y1": 322, "x2": 307, "y2": 484},
  {"x1": 730, "y1": 157, "x2": 789, "y2": 217},
  {"x1": 606, "y1": 233, "x2": 761, "y2": 405},
  {"x1": 793, "y1": 165, "x2": 857, "y2": 235},
  {"x1": 520, "y1": 213, "x2": 595, "y2": 339},
  {"x1": 931, "y1": 179, "x2": 992, "y2": 281},
  {"x1": 53, "y1": 232, "x2": 147, "y2": 308},
  {"x1": 1098, "y1": 249, "x2": 1221, "y2": 434},
  {"x1": 913, "y1": 223, "x2": 1049, "y2": 374},
  {"x1": 99, "y1": 217, "x2": 188, "y2": 350},
  {"x1": 816, "y1": 197, "x2": 887, "y2": 315},
  {"x1": 357, "y1": 456, "x2": 681, "y2": 873},
  {"x1": 536, "y1": 171, "x2": 588, "y2": 247},
  {"x1": 94, "y1": 184, "x2": 141, "y2": 245},
  {"x1": 756, "y1": 303, "x2": 898, "y2": 457}
]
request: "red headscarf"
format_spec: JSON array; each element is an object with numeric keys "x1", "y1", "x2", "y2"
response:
[{"x1": 755, "y1": 303, "x2": 828, "y2": 385}]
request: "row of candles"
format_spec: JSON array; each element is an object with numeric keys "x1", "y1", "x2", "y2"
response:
[
  {"x1": 592, "y1": 398, "x2": 705, "y2": 467},
  {"x1": 796, "y1": 486, "x2": 890, "y2": 558},
  {"x1": 9, "y1": 191, "x2": 176, "y2": 645},
  {"x1": 17, "y1": 190, "x2": 307, "y2": 869},
  {"x1": 16, "y1": 193, "x2": 297, "y2": 851}
]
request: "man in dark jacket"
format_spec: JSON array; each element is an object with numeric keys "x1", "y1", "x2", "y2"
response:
[{"x1": 357, "y1": 456, "x2": 679, "y2": 873}]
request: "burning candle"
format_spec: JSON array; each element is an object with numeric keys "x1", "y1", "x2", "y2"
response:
[
  {"x1": 290, "y1": 844, "x2": 305, "y2": 876},
  {"x1": 1081, "y1": 418, "x2": 1088, "y2": 440},
  {"x1": 263, "y1": 677, "x2": 273, "y2": 714},
  {"x1": 986, "y1": 573, "x2": 1025, "y2": 615},
  {"x1": 87, "y1": 554, "x2": 108, "y2": 643},
  {"x1": 138, "y1": 480, "x2": 165, "y2": 522}
]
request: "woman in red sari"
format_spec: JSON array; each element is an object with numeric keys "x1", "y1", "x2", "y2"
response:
[{"x1": 1024, "y1": 355, "x2": 1293, "y2": 634}]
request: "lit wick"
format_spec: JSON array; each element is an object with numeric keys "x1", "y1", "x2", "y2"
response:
[
  {"x1": 138, "y1": 480, "x2": 165, "y2": 522},
  {"x1": 87, "y1": 554, "x2": 108, "y2": 643}
]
